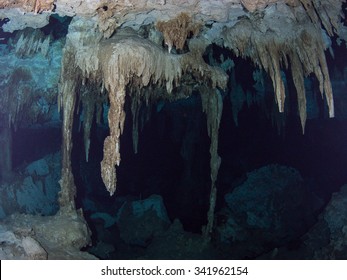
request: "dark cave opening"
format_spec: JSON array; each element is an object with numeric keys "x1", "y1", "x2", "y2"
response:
[
  {"x1": 72, "y1": 93, "x2": 212, "y2": 234},
  {"x1": 40, "y1": 14, "x2": 72, "y2": 40}
]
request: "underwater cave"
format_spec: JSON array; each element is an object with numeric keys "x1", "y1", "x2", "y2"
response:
[{"x1": 1, "y1": 0, "x2": 347, "y2": 260}]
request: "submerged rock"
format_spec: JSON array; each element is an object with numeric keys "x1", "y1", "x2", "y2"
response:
[
  {"x1": 117, "y1": 194, "x2": 171, "y2": 246},
  {"x1": 218, "y1": 164, "x2": 315, "y2": 256},
  {"x1": 303, "y1": 185, "x2": 347, "y2": 259},
  {"x1": 16, "y1": 176, "x2": 50, "y2": 214},
  {"x1": 0, "y1": 211, "x2": 95, "y2": 259},
  {"x1": 0, "y1": 152, "x2": 60, "y2": 217},
  {"x1": 88, "y1": 241, "x2": 115, "y2": 259},
  {"x1": 144, "y1": 219, "x2": 217, "y2": 259},
  {"x1": 25, "y1": 158, "x2": 49, "y2": 176},
  {"x1": 90, "y1": 212, "x2": 118, "y2": 229}
]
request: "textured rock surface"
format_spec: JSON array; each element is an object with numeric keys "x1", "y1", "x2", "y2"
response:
[
  {"x1": 21, "y1": 236, "x2": 47, "y2": 260},
  {"x1": 0, "y1": 0, "x2": 245, "y2": 31},
  {"x1": 117, "y1": 195, "x2": 171, "y2": 246},
  {"x1": 0, "y1": 0, "x2": 54, "y2": 13},
  {"x1": 1, "y1": 0, "x2": 340, "y2": 34},
  {"x1": 0, "y1": 31, "x2": 62, "y2": 128},
  {"x1": 218, "y1": 165, "x2": 314, "y2": 256},
  {"x1": 0, "y1": 212, "x2": 95, "y2": 259},
  {"x1": 0, "y1": 10, "x2": 50, "y2": 32},
  {"x1": 0, "y1": 152, "x2": 60, "y2": 216},
  {"x1": 25, "y1": 158, "x2": 49, "y2": 176},
  {"x1": 303, "y1": 185, "x2": 347, "y2": 259}
]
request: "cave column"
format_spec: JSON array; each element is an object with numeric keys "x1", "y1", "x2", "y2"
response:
[
  {"x1": 201, "y1": 88, "x2": 223, "y2": 241},
  {"x1": 58, "y1": 79, "x2": 77, "y2": 213},
  {"x1": 58, "y1": 47, "x2": 79, "y2": 213}
]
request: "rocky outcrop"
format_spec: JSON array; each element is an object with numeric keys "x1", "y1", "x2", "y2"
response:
[
  {"x1": 303, "y1": 185, "x2": 347, "y2": 259},
  {"x1": 117, "y1": 195, "x2": 171, "y2": 246},
  {"x1": 217, "y1": 165, "x2": 317, "y2": 257},
  {"x1": 0, "y1": 211, "x2": 95, "y2": 259},
  {"x1": 0, "y1": 153, "x2": 61, "y2": 217},
  {"x1": 144, "y1": 219, "x2": 217, "y2": 259}
]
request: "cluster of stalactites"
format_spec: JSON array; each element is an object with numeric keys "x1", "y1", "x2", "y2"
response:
[
  {"x1": 297, "y1": 0, "x2": 343, "y2": 37},
  {"x1": 59, "y1": 19, "x2": 227, "y2": 195},
  {"x1": 0, "y1": 29, "x2": 52, "y2": 129},
  {"x1": 222, "y1": 0, "x2": 343, "y2": 133},
  {"x1": 11, "y1": 29, "x2": 51, "y2": 58},
  {"x1": 96, "y1": 33, "x2": 183, "y2": 195},
  {"x1": 97, "y1": 34, "x2": 226, "y2": 195},
  {"x1": 1, "y1": 67, "x2": 33, "y2": 129},
  {"x1": 241, "y1": 0, "x2": 343, "y2": 36}
]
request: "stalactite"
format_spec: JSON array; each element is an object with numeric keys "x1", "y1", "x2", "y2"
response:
[
  {"x1": 131, "y1": 95, "x2": 141, "y2": 154},
  {"x1": 200, "y1": 87, "x2": 223, "y2": 241},
  {"x1": 290, "y1": 51, "x2": 307, "y2": 134},
  {"x1": 222, "y1": 5, "x2": 339, "y2": 132},
  {"x1": 80, "y1": 84, "x2": 99, "y2": 162},
  {"x1": 100, "y1": 86, "x2": 126, "y2": 196},
  {"x1": 298, "y1": 0, "x2": 342, "y2": 36}
]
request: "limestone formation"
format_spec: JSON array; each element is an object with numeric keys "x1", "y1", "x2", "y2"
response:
[
  {"x1": 200, "y1": 87, "x2": 223, "y2": 239},
  {"x1": 222, "y1": 1, "x2": 342, "y2": 132},
  {"x1": 58, "y1": 17, "x2": 227, "y2": 196}
]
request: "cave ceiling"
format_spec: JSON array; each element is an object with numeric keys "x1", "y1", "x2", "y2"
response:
[{"x1": 0, "y1": 1, "x2": 342, "y2": 34}]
